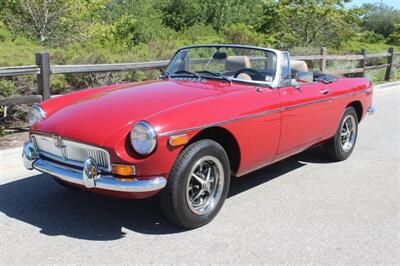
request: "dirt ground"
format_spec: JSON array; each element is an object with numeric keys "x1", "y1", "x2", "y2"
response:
[{"x1": 0, "y1": 126, "x2": 29, "y2": 150}]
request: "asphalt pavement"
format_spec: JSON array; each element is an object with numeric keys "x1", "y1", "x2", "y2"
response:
[{"x1": 0, "y1": 85, "x2": 399, "y2": 265}]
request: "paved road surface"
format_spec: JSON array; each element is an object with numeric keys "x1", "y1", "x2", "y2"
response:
[{"x1": 0, "y1": 86, "x2": 399, "y2": 265}]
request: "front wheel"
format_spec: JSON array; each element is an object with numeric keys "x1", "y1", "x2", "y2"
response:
[
  {"x1": 325, "y1": 106, "x2": 358, "y2": 161},
  {"x1": 160, "y1": 140, "x2": 231, "y2": 229}
]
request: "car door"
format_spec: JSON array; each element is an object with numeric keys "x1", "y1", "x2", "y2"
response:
[{"x1": 276, "y1": 53, "x2": 334, "y2": 159}]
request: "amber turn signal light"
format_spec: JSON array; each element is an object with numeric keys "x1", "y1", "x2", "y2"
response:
[
  {"x1": 112, "y1": 164, "x2": 136, "y2": 176},
  {"x1": 169, "y1": 134, "x2": 189, "y2": 147}
]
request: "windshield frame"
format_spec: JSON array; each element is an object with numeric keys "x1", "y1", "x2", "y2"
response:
[{"x1": 165, "y1": 44, "x2": 283, "y2": 88}]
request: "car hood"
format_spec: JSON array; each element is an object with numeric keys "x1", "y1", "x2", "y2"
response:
[{"x1": 33, "y1": 79, "x2": 233, "y2": 145}]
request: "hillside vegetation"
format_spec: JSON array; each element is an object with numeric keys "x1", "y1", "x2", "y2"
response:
[{"x1": 0, "y1": 0, "x2": 399, "y2": 134}]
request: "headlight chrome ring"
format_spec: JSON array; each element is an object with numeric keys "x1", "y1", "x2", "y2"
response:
[
  {"x1": 27, "y1": 105, "x2": 46, "y2": 126},
  {"x1": 130, "y1": 121, "x2": 157, "y2": 155}
]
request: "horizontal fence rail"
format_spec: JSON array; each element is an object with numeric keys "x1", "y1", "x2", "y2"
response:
[
  {"x1": 0, "y1": 47, "x2": 398, "y2": 107},
  {"x1": 0, "y1": 66, "x2": 40, "y2": 76},
  {"x1": 51, "y1": 60, "x2": 170, "y2": 74},
  {"x1": 0, "y1": 95, "x2": 42, "y2": 106}
]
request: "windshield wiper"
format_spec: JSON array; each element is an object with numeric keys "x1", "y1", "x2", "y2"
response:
[
  {"x1": 195, "y1": 70, "x2": 232, "y2": 83},
  {"x1": 172, "y1": 70, "x2": 201, "y2": 79}
]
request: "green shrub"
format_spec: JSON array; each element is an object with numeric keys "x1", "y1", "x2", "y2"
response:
[
  {"x1": 0, "y1": 123, "x2": 5, "y2": 137},
  {"x1": 223, "y1": 23, "x2": 266, "y2": 46},
  {"x1": 51, "y1": 75, "x2": 71, "y2": 94},
  {"x1": 129, "y1": 71, "x2": 147, "y2": 82},
  {"x1": 342, "y1": 40, "x2": 400, "y2": 54},
  {"x1": 388, "y1": 24, "x2": 400, "y2": 46},
  {"x1": 0, "y1": 80, "x2": 15, "y2": 97}
]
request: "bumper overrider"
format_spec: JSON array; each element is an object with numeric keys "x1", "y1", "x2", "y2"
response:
[
  {"x1": 367, "y1": 106, "x2": 376, "y2": 115},
  {"x1": 22, "y1": 141, "x2": 167, "y2": 192}
]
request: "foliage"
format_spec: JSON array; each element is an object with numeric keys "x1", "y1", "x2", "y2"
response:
[
  {"x1": 159, "y1": 0, "x2": 264, "y2": 33},
  {"x1": 361, "y1": 3, "x2": 400, "y2": 38},
  {"x1": 160, "y1": 0, "x2": 203, "y2": 31},
  {"x1": 1, "y1": 0, "x2": 398, "y2": 50},
  {"x1": 341, "y1": 40, "x2": 399, "y2": 54},
  {"x1": 0, "y1": 80, "x2": 14, "y2": 97},
  {"x1": 94, "y1": 0, "x2": 165, "y2": 47},
  {"x1": 258, "y1": 0, "x2": 361, "y2": 49},
  {"x1": 388, "y1": 24, "x2": 400, "y2": 46},
  {"x1": 0, "y1": 123, "x2": 5, "y2": 137},
  {"x1": 0, "y1": 0, "x2": 107, "y2": 46},
  {"x1": 223, "y1": 23, "x2": 266, "y2": 46}
]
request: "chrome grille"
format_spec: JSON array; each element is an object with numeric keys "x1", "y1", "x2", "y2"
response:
[{"x1": 31, "y1": 134, "x2": 111, "y2": 171}]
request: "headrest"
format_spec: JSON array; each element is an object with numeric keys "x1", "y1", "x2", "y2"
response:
[
  {"x1": 237, "y1": 73, "x2": 252, "y2": 80},
  {"x1": 225, "y1": 56, "x2": 251, "y2": 72},
  {"x1": 291, "y1": 60, "x2": 309, "y2": 73}
]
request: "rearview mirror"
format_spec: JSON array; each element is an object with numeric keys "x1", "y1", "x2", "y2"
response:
[{"x1": 213, "y1": 52, "x2": 227, "y2": 60}]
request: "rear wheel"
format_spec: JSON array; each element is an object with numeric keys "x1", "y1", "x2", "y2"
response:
[
  {"x1": 160, "y1": 140, "x2": 230, "y2": 229},
  {"x1": 325, "y1": 106, "x2": 358, "y2": 161}
]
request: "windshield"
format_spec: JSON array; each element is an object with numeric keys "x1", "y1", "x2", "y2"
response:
[{"x1": 165, "y1": 46, "x2": 277, "y2": 84}]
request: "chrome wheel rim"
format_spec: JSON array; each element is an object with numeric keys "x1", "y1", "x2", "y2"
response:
[
  {"x1": 340, "y1": 115, "x2": 357, "y2": 152},
  {"x1": 186, "y1": 156, "x2": 224, "y2": 215}
]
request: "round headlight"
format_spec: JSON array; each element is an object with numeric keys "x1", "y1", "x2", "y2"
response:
[
  {"x1": 27, "y1": 105, "x2": 46, "y2": 126},
  {"x1": 130, "y1": 121, "x2": 157, "y2": 155}
]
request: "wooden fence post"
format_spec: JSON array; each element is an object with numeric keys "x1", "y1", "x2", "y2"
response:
[
  {"x1": 384, "y1": 47, "x2": 394, "y2": 81},
  {"x1": 35, "y1": 52, "x2": 51, "y2": 100},
  {"x1": 360, "y1": 48, "x2": 367, "y2": 77},
  {"x1": 320, "y1": 47, "x2": 327, "y2": 73}
]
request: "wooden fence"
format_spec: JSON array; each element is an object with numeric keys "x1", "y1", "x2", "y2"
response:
[{"x1": 0, "y1": 47, "x2": 399, "y2": 106}]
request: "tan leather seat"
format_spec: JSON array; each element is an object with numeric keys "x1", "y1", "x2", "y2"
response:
[
  {"x1": 225, "y1": 56, "x2": 251, "y2": 72},
  {"x1": 237, "y1": 73, "x2": 252, "y2": 80},
  {"x1": 291, "y1": 60, "x2": 313, "y2": 83}
]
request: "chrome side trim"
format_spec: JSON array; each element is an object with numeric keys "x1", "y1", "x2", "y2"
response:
[
  {"x1": 333, "y1": 89, "x2": 370, "y2": 100},
  {"x1": 158, "y1": 108, "x2": 282, "y2": 136},
  {"x1": 282, "y1": 97, "x2": 333, "y2": 111},
  {"x1": 158, "y1": 88, "x2": 370, "y2": 137}
]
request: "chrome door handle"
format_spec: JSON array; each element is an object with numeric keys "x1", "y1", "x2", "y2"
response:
[{"x1": 320, "y1": 89, "x2": 330, "y2": 95}]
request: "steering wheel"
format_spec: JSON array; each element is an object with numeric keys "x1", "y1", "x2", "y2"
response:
[{"x1": 233, "y1": 68, "x2": 264, "y2": 81}]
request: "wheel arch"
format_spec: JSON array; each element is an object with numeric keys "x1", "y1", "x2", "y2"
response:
[
  {"x1": 346, "y1": 100, "x2": 363, "y2": 122},
  {"x1": 186, "y1": 127, "x2": 241, "y2": 175}
]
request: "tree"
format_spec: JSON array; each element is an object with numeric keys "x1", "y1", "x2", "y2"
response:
[
  {"x1": 388, "y1": 24, "x2": 400, "y2": 45},
  {"x1": 0, "y1": 0, "x2": 107, "y2": 46},
  {"x1": 99, "y1": 0, "x2": 165, "y2": 46},
  {"x1": 201, "y1": 0, "x2": 264, "y2": 33},
  {"x1": 361, "y1": 3, "x2": 400, "y2": 38},
  {"x1": 160, "y1": 0, "x2": 203, "y2": 31},
  {"x1": 1, "y1": 0, "x2": 69, "y2": 45},
  {"x1": 258, "y1": 0, "x2": 359, "y2": 49},
  {"x1": 159, "y1": 0, "x2": 264, "y2": 33}
]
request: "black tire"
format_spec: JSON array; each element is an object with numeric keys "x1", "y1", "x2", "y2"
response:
[
  {"x1": 160, "y1": 139, "x2": 231, "y2": 229},
  {"x1": 325, "y1": 106, "x2": 358, "y2": 161}
]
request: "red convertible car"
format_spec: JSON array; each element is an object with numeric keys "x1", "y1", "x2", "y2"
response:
[{"x1": 23, "y1": 44, "x2": 374, "y2": 228}]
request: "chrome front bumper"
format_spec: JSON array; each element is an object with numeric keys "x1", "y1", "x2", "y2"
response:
[{"x1": 23, "y1": 141, "x2": 167, "y2": 192}]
